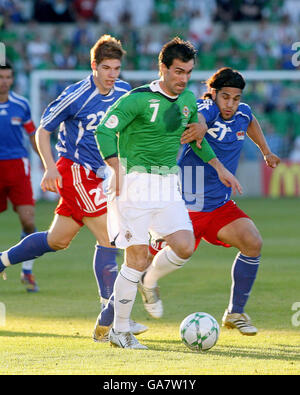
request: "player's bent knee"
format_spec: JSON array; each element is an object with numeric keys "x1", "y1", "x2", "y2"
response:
[
  {"x1": 240, "y1": 233, "x2": 263, "y2": 256},
  {"x1": 252, "y1": 236, "x2": 263, "y2": 255},
  {"x1": 177, "y1": 248, "x2": 193, "y2": 260},
  {"x1": 48, "y1": 238, "x2": 71, "y2": 251},
  {"x1": 174, "y1": 241, "x2": 194, "y2": 259},
  {"x1": 168, "y1": 234, "x2": 195, "y2": 260},
  {"x1": 247, "y1": 231, "x2": 263, "y2": 252}
]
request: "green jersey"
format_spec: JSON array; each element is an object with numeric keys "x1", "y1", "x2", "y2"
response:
[{"x1": 95, "y1": 80, "x2": 216, "y2": 174}]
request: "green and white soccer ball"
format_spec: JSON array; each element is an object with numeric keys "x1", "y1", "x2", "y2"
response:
[{"x1": 180, "y1": 312, "x2": 220, "y2": 352}]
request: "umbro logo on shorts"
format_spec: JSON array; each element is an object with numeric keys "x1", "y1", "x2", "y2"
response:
[{"x1": 119, "y1": 299, "x2": 132, "y2": 304}]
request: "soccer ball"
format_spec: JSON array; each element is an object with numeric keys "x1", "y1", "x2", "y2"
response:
[{"x1": 179, "y1": 312, "x2": 219, "y2": 352}]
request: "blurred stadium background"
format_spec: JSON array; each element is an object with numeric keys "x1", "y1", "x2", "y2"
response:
[{"x1": 1, "y1": 0, "x2": 300, "y2": 200}]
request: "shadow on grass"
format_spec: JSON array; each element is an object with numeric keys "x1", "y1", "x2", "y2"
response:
[
  {"x1": 144, "y1": 338, "x2": 300, "y2": 362},
  {"x1": 0, "y1": 330, "x2": 88, "y2": 340}
]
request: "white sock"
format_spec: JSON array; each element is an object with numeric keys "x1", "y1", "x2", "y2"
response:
[
  {"x1": 22, "y1": 259, "x2": 34, "y2": 271},
  {"x1": 143, "y1": 246, "x2": 188, "y2": 289},
  {"x1": 113, "y1": 264, "x2": 143, "y2": 333},
  {"x1": 0, "y1": 251, "x2": 11, "y2": 267}
]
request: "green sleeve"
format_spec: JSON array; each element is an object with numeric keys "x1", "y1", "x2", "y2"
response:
[
  {"x1": 95, "y1": 93, "x2": 139, "y2": 159},
  {"x1": 189, "y1": 137, "x2": 216, "y2": 163}
]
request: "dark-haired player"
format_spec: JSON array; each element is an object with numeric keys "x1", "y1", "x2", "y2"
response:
[
  {"x1": 143, "y1": 67, "x2": 280, "y2": 335},
  {"x1": 0, "y1": 62, "x2": 39, "y2": 292},
  {"x1": 95, "y1": 40, "x2": 242, "y2": 349}
]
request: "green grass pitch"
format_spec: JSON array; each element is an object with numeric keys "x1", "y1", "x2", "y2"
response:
[{"x1": 0, "y1": 197, "x2": 299, "y2": 375}]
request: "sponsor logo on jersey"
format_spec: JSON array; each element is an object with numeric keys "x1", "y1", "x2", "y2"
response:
[
  {"x1": 11, "y1": 116, "x2": 22, "y2": 125},
  {"x1": 236, "y1": 130, "x2": 245, "y2": 140},
  {"x1": 148, "y1": 99, "x2": 160, "y2": 103},
  {"x1": 105, "y1": 114, "x2": 119, "y2": 128},
  {"x1": 182, "y1": 105, "x2": 190, "y2": 118}
]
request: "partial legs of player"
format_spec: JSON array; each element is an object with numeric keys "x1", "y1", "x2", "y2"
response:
[
  {"x1": 15, "y1": 204, "x2": 39, "y2": 292},
  {"x1": 108, "y1": 230, "x2": 194, "y2": 349},
  {"x1": 217, "y1": 217, "x2": 262, "y2": 335},
  {"x1": 139, "y1": 230, "x2": 194, "y2": 318},
  {"x1": 107, "y1": 243, "x2": 150, "y2": 349}
]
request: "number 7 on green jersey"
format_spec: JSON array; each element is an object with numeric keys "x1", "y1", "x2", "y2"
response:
[{"x1": 150, "y1": 102, "x2": 160, "y2": 122}]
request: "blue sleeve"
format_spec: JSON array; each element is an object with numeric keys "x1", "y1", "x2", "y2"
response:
[
  {"x1": 238, "y1": 102, "x2": 253, "y2": 123},
  {"x1": 126, "y1": 82, "x2": 132, "y2": 91},
  {"x1": 197, "y1": 99, "x2": 219, "y2": 123},
  {"x1": 116, "y1": 79, "x2": 132, "y2": 93},
  {"x1": 40, "y1": 87, "x2": 76, "y2": 132},
  {"x1": 22, "y1": 101, "x2": 32, "y2": 124}
]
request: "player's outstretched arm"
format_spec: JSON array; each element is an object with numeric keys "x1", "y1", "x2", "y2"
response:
[
  {"x1": 208, "y1": 157, "x2": 243, "y2": 195},
  {"x1": 29, "y1": 133, "x2": 40, "y2": 157},
  {"x1": 247, "y1": 115, "x2": 280, "y2": 168},
  {"x1": 35, "y1": 126, "x2": 62, "y2": 193}
]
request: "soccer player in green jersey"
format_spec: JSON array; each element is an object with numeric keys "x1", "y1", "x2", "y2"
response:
[{"x1": 95, "y1": 37, "x2": 242, "y2": 349}]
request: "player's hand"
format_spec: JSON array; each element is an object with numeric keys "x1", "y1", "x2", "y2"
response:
[
  {"x1": 219, "y1": 169, "x2": 243, "y2": 195},
  {"x1": 106, "y1": 158, "x2": 123, "y2": 198},
  {"x1": 208, "y1": 158, "x2": 243, "y2": 195},
  {"x1": 40, "y1": 167, "x2": 62, "y2": 193},
  {"x1": 180, "y1": 123, "x2": 207, "y2": 149},
  {"x1": 107, "y1": 170, "x2": 124, "y2": 198},
  {"x1": 1, "y1": 272, "x2": 7, "y2": 280},
  {"x1": 264, "y1": 152, "x2": 280, "y2": 168},
  {"x1": 218, "y1": 167, "x2": 243, "y2": 195}
]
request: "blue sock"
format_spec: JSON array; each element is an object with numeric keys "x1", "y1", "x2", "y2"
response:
[
  {"x1": 229, "y1": 252, "x2": 260, "y2": 314},
  {"x1": 22, "y1": 269, "x2": 32, "y2": 275},
  {"x1": 93, "y1": 245, "x2": 118, "y2": 302},
  {"x1": 4, "y1": 231, "x2": 55, "y2": 266},
  {"x1": 98, "y1": 294, "x2": 115, "y2": 326}
]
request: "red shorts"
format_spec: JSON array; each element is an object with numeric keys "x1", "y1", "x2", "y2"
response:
[
  {"x1": 0, "y1": 158, "x2": 34, "y2": 212},
  {"x1": 149, "y1": 200, "x2": 250, "y2": 255},
  {"x1": 189, "y1": 200, "x2": 250, "y2": 249},
  {"x1": 55, "y1": 157, "x2": 107, "y2": 226}
]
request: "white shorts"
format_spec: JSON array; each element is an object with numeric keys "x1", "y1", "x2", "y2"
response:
[{"x1": 107, "y1": 172, "x2": 193, "y2": 249}]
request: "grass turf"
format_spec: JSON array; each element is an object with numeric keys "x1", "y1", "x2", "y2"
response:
[{"x1": 0, "y1": 197, "x2": 299, "y2": 375}]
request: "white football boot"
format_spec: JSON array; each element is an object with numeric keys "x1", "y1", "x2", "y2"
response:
[
  {"x1": 138, "y1": 281, "x2": 163, "y2": 319},
  {"x1": 109, "y1": 328, "x2": 148, "y2": 349}
]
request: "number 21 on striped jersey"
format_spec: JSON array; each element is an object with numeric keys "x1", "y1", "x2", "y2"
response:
[{"x1": 149, "y1": 103, "x2": 160, "y2": 122}]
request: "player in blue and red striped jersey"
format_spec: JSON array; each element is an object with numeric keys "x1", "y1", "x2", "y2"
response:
[
  {"x1": 141, "y1": 67, "x2": 280, "y2": 335},
  {"x1": 0, "y1": 35, "x2": 148, "y2": 339},
  {"x1": 0, "y1": 62, "x2": 39, "y2": 292}
]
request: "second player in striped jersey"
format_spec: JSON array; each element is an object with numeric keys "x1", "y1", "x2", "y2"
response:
[
  {"x1": 0, "y1": 35, "x2": 148, "y2": 339},
  {"x1": 0, "y1": 62, "x2": 39, "y2": 291}
]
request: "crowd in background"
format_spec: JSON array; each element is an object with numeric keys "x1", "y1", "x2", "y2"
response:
[{"x1": 1, "y1": 0, "x2": 300, "y2": 160}]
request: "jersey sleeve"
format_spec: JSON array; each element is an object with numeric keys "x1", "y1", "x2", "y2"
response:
[
  {"x1": 95, "y1": 92, "x2": 140, "y2": 159},
  {"x1": 239, "y1": 102, "x2": 253, "y2": 124},
  {"x1": 22, "y1": 101, "x2": 36, "y2": 135},
  {"x1": 197, "y1": 99, "x2": 219, "y2": 123},
  {"x1": 189, "y1": 138, "x2": 216, "y2": 163},
  {"x1": 40, "y1": 87, "x2": 76, "y2": 132},
  {"x1": 189, "y1": 105, "x2": 199, "y2": 123}
]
